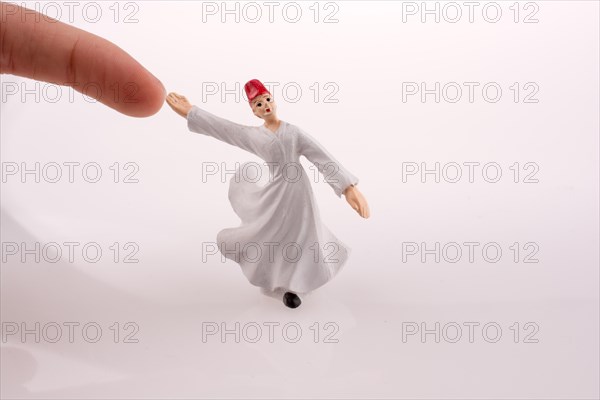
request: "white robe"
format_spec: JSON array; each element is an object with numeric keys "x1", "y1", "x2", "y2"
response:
[{"x1": 187, "y1": 106, "x2": 359, "y2": 294}]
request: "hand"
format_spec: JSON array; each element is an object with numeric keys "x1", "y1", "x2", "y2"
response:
[
  {"x1": 343, "y1": 185, "x2": 370, "y2": 218},
  {"x1": 0, "y1": 2, "x2": 165, "y2": 117},
  {"x1": 166, "y1": 92, "x2": 193, "y2": 118}
]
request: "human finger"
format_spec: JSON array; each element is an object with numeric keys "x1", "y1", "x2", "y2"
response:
[{"x1": 0, "y1": 2, "x2": 165, "y2": 117}]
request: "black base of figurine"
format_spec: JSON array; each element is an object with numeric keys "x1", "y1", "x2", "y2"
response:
[{"x1": 283, "y1": 292, "x2": 301, "y2": 308}]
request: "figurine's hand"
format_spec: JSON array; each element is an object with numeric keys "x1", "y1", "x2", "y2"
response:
[
  {"x1": 166, "y1": 92, "x2": 193, "y2": 118},
  {"x1": 0, "y1": 2, "x2": 165, "y2": 117},
  {"x1": 343, "y1": 185, "x2": 370, "y2": 218}
]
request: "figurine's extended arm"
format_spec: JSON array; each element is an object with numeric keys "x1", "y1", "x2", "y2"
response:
[
  {"x1": 186, "y1": 106, "x2": 257, "y2": 153},
  {"x1": 166, "y1": 92, "x2": 258, "y2": 155},
  {"x1": 298, "y1": 129, "x2": 370, "y2": 218}
]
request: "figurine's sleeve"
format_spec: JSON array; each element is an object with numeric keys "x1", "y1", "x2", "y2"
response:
[
  {"x1": 187, "y1": 105, "x2": 257, "y2": 155},
  {"x1": 297, "y1": 127, "x2": 359, "y2": 198}
]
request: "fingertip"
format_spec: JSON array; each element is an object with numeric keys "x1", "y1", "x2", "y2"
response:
[
  {"x1": 130, "y1": 75, "x2": 167, "y2": 118},
  {"x1": 105, "y1": 60, "x2": 167, "y2": 118}
]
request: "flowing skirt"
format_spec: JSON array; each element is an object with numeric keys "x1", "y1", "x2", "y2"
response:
[{"x1": 216, "y1": 162, "x2": 351, "y2": 294}]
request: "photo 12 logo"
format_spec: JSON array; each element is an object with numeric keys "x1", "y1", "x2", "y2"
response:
[
  {"x1": 200, "y1": 1, "x2": 340, "y2": 23},
  {"x1": 0, "y1": 1, "x2": 141, "y2": 24},
  {"x1": 199, "y1": 160, "x2": 342, "y2": 184},
  {"x1": 200, "y1": 81, "x2": 340, "y2": 104},
  {"x1": 201, "y1": 321, "x2": 340, "y2": 343},
  {"x1": 401, "y1": 162, "x2": 540, "y2": 183},
  {"x1": 2, "y1": 241, "x2": 141, "y2": 264},
  {"x1": 401, "y1": 241, "x2": 540, "y2": 264},
  {"x1": 400, "y1": 2, "x2": 540, "y2": 24},
  {"x1": 2, "y1": 81, "x2": 141, "y2": 104},
  {"x1": 1, "y1": 161, "x2": 140, "y2": 183},
  {"x1": 202, "y1": 240, "x2": 342, "y2": 265},
  {"x1": 402, "y1": 82, "x2": 540, "y2": 103},
  {"x1": 402, "y1": 321, "x2": 540, "y2": 343},
  {"x1": 2, "y1": 321, "x2": 140, "y2": 344}
]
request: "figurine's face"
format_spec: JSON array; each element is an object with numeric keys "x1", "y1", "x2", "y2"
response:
[{"x1": 251, "y1": 93, "x2": 277, "y2": 119}]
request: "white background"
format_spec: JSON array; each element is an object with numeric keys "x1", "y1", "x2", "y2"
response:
[{"x1": 1, "y1": 1, "x2": 599, "y2": 398}]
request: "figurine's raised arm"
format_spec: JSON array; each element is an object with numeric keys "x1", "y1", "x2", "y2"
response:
[
  {"x1": 297, "y1": 128, "x2": 370, "y2": 218},
  {"x1": 166, "y1": 92, "x2": 258, "y2": 155}
]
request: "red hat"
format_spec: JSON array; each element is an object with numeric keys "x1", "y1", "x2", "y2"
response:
[{"x1": 244, "y1": 79, "x2": 270, "y2": 104}]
